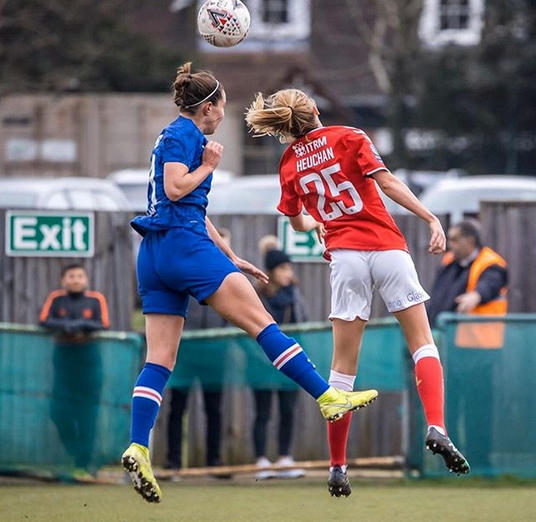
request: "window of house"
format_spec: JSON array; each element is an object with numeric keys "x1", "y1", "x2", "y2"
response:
[
  {"x1": 420, "y1": 0, "x2": 484, "y2": 46},
  {"x1": 439, "y1": 0, "x2": 470, "y2": 31},
  {"x1": 251, "y1": 0, "x2": 309, "y2": 40},
  {"x1": 262, "y1": 0, "x2": 289, "y2": 24}
]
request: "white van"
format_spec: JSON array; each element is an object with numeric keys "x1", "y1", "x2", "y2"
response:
[
  {"x1": 0, "y1": 177, "x2": 130, "y2": 211},
  {"x1": 419, "y1": 175, "x2": 536, "y2": 222},
  {"x1": 108, "y1": 168, "x2": 236, "y2": 212},
  {"x1": 207, "y1": 174, "x2": 410, "y2": 215}
]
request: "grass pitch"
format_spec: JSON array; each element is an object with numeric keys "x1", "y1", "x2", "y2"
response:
[{"x1": 1, "y1": 478, "x2": 535, "y2": 522}]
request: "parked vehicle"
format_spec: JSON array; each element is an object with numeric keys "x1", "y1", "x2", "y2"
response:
[
  {"x1": 108, "y1": 168, "x2": 236, "y2": 212},
  {"x1": 419, "y1": 175, "x2": 536, "y2": 222},
  {"x1": 0, "y1": 177, "x2": 130, "y2": 211},
  {"x1": 207, "y1": 174, "x2": 410, "y2": 215},
  {"x1": 392, "y1": 168, "x2": 465, "y2": 196}
]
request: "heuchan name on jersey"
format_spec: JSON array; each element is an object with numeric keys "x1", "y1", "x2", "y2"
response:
[{"x1": 294, "y1": 136, "x2": 335, "y2": 173}]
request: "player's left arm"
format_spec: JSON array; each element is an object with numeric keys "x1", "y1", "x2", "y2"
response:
[
  {"x1": 206, "y1": 217, "x2": 269, "y2": 284},
  {"x1": 373, "y1": 169, "x2": 446, "y2": 254}
]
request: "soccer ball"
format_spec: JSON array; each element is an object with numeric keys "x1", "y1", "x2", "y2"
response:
[{"x1": 197, "y1": 0, "x2": 251, "y2": 48}]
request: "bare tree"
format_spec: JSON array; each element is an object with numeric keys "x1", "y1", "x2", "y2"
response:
[
  {"x1": 0, "y1": 0, "x2": 178, "y2": 94},
  {"x1": 344, "y1": 0, "x2": 424, "y2": 165}
]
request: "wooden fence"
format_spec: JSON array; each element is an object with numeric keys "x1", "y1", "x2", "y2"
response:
[
  {"x1": 481, "y1": 201, "x2": 536, "y2": 313},
  {"x1": 0, "y1": 210, "x2": 135, "y2": 331},
  {"x1": 209, "y1": 213, "x2": 447, "y2": 321},
  {"x1": 2, "y1": 203, "x2": 535, "y2": 466},
  {"x1": 152, "y1": 203, "x2": 536, "y2": 467}
]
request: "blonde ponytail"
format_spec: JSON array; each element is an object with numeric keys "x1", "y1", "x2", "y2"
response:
[{"x1": 245, "y1": 89, "x2": 319, "y2": 143}]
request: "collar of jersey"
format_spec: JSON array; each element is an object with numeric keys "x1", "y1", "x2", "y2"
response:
[{"x1": 178, "y1": 115, "x2": 205, "y2": 139}]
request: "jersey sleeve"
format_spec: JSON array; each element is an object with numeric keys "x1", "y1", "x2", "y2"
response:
[
  {"x1": 348, "y1": 130, "x2": 387, "y2": 178},
  {"x1": 39, "y1": 291, "x2": 61, "y2": 323},
  {"x1": 87, "y1": 292, "x2": 110, "y2": 329},
  {"x1": 161, "y1": 133, "x2": 192, "y2": 167},
  {"x1": 277, "y1": 169, "x2": 303, "y2": 217}
]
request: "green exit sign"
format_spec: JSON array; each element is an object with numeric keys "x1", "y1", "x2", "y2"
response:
[
  {"x1": 6, "y1": 211, "x2": 94, "y2": 257},
  {"x1": 277, "y1": 217, "x2": 324, "y2": 262}
]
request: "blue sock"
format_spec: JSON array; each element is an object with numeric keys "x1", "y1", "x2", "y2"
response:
[
  {"x1": 130, "y1": 362, "x2": 171, "y2": 447},
  {"x1": 256, "y1": 323, "x2": 329, "y2": 399}
]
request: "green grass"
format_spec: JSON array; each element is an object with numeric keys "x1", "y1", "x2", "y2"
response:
[{"x1": 2, "y1": 479, "x2": 536, "y2": 522}]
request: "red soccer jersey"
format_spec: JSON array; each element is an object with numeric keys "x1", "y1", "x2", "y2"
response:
[{"x1": 277, "y1": 126, "x2": 408, "y2": 253}]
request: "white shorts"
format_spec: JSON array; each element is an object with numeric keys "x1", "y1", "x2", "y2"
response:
[{"x1": 329, "y1": 249, "x2": 430, "y2": 321}]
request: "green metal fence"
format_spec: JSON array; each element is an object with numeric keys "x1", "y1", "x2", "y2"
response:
[
  {"x1": 410, "y1": 313, "x2": 536, "y2": 478},
  {"x1": 170, "y1": 319, "x2": 406, "y2": 391},
  {"x1": 0, "y1": 324, "x2": 143, "y2": 478},
  {"x1": 2, "y1": 314, "x2": 535, "y2": 478}
]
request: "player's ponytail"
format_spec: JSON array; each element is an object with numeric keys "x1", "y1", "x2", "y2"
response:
[
  {"x1": 245, "y1": 89, "x2": 319, "y2": 143},
  {"x1": 173, "y1": 62, "x2": 223, "y2": 113}
]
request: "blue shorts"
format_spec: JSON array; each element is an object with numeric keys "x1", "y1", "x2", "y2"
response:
[{"x1": 137, "y1": 225, "x2": 240, "y2": 317}]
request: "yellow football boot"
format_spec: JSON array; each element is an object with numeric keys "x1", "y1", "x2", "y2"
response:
[
  {"x1": 122, "y1": 443, "x2": 162, "y2": 503},
  {"x1": 317, "y1": 387, "x2": 378, "y2": 422}
]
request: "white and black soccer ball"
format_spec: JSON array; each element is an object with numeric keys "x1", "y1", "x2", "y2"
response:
[{"x1": 197, "y1": 0, "x2": 251, "y2": 48}]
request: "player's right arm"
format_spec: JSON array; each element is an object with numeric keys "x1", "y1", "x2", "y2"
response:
[
  {"x1": 164, "y1": 140, "x2": 223, "y2": 201},
  {"x1": 288, "y1": 214, "x2": 325, "y2": 243},
  {"x1": 278, "y1": 155, "x2": 325, "y2": 242}
]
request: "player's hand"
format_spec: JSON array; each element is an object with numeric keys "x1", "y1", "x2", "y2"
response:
[
  {"x1": 314, "y1": 222, "x2": 326, "y2": 244},
  {"x1": 428, "y1": 217, "x2": 446, "y2": 255},
  {"x1": 233, "y1": 257, "x2": 269, "y2": 284},
  {"x1": 202, "y1": 141, "x2": 223, "y2": 170},
  {"x1": 455, "y1": 291, "x2": 482, "y2": 313}
]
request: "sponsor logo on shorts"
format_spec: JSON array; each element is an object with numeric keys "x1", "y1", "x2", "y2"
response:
[{"x1": 388, "y1": 290, "x2": 425, "y2": 310}]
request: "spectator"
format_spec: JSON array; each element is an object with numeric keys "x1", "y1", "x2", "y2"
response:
[
  {"x1": 427, "y1": 220, "x2": 508, "y2": 337},
  {"x1": 39, "y1": 264, "x2": 109, "y2": 480},
  {"x1": 253, "y1": 236, "x2": 306, "y2": 479},
  {"x1": 166, "y1": 228, "x2": 231, "y2": 477},
  {"x1": 426, "y1": 220, "x2": 508, "y2": 469},
  {"x1": 40, "y1": 264, "x2": 110, "y2": 336}
]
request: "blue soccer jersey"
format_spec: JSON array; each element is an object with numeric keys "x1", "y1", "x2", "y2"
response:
[{"x1": 131, "y1": 116, "x2": 212, "y2": 236}]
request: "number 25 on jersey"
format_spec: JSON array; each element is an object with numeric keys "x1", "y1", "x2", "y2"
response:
[{"x1": 299, "y1": 163, "x2": 363, "y2": 221}]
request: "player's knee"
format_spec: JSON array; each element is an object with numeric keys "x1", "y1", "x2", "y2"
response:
[
  {"x1": 146, "y1": 352, "x2": 177, "y2": 371},
  {"x1": 241, "y1": 310, "x2": 275, "y2": 338}
]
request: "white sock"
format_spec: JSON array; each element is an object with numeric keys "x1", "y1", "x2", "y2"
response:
[
  {"x1": 329, "y1": 464, "x2": 348, "y2": 472},
  {"x1": 412, "y1": 344, "x2": 440, "y2": 365},
  {"x1": 329, "y1": 370, "x2": 356, "y2": 392},
  {"x1": 428, "y1": 424, "x2": 446, "y2": 436}
]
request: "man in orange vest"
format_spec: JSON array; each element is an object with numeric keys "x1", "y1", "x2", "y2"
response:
[
  {"x1": 427, "y1": 219, "x2": 508, "y2": 342},
  {"x1": 427, "y1": 220, "x2": 508, "y2": 470}
]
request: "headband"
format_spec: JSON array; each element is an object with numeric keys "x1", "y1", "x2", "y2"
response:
[{"x1": 184, "y1": 80, "x2": 220, "y2": 109}]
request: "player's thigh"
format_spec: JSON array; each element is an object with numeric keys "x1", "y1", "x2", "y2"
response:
[
  {"x1": 205, "y1": 272, "x2": 273, "y2": 338},
  {"x1": 145, "y1": 313, "x2": 185, "y2": 370},
  {"x1": 329, "y1": 249, "x2": 374, "y2": 322},
  {"x1": 392, "y1": 303, "x2": 435, "y2": 354},
  {"x1": 137, "y1": 231, "x2": 191, "y2": 318},
  {"x1": 370, "y1": 250, "x2": 429, "y2": 314}
]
